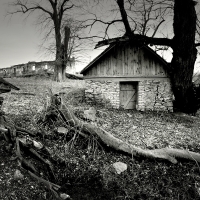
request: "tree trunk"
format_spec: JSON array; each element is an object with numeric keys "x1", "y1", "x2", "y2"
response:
[
  {"x1": 54, "y1": 32, "x2": 63, "y2": 82},
  {"x1": 54, "y1": 63, "x2": 63, "y2": 82},
  {"x1": 54, "y1": 26, "x2": 70, "y2": 82},
  {"x1": 53, "y1": 14, "x2": 64, "y2": 82},
  {"x1": 170, "y1": 0, "x2": 197, "y2": 113}
]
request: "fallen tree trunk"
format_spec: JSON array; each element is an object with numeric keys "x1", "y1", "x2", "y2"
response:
[{"x1": 55, "y1": 101, "x2": 200, "y2": 164}]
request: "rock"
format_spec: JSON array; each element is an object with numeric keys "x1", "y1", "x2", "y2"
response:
[
  {"x1": 112, "y1": 162, "x2": 127, "y2": 174},
  {"x1": 84, "y1": 107, "x2": 96, "y2": 121},
  {"x1": 132, "y1": 125, "x2": 138, "y2": 129},
  {"x1": 14, "y1": 169, "x2": 24, "y2": 180},
  {"x1": 60, "y1": 193, "x2": 70, "y2": 199},
  {"x1": 127, "y1": 113, "x2": 132, "y2": 118},
  {"x1": 33, "y1": 141, "x2": 43, "y2": 150},
  {"x1": 86, "y1": 89, "x2": 93, "y2": 93},
  {"x1": 57, "y1": 127, "x2": 68, "y2": 135}
]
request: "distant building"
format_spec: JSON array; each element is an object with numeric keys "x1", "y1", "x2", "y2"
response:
[{"x1": 0, "y1": 58, "x2": 76, "y2": 77}]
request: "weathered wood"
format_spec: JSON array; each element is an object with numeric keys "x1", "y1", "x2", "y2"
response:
[
  {"x1": 120, "y1": 82, "x2": 137, "y2": 109},
  {"x1": 83, "y1": 76, "x2": 168, "y2": 80},
  {"x1": 82, "y1": 44, "x2": 168, "y2": 78}
]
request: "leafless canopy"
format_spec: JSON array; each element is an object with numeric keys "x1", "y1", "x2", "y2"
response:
[{"x1": 7, "y1": 0, "x2": 93, "y2": 64}]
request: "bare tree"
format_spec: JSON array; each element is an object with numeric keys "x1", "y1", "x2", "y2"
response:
[
  {"x1": 42, "y1": 17, "x2": 94, "y2": 72},
  {"x1": 8, "y1": 0, "x2": 77, "y2": 82}
]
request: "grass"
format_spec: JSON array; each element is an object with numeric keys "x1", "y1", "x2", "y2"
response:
[{"x1": 0, "y1": 77, "x2": 200, "y2": 200}]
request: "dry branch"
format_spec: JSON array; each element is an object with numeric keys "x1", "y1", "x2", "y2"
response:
[
  {"x1": 0, "y1": 110, "x2": 67, "y2": 199},
  {"x1": 28, "y1": 171, "x2": 70, "y2": 200},
  {"x1": 54, "y1": 100, "x2": 200, "y2": 164}
]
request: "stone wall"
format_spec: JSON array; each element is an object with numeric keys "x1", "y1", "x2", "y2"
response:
[
  {"x1": 137, "y1": 79, "x2": 173, "y2": 112},
  {"x1": 85, "y1": 80, "x2": 120, "y2": 108},
  {"x1": 85, "y1": 79, "x2": 173, "y2": 112}
]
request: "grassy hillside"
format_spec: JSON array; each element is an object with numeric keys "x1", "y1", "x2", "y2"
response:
[{"x1": 0, "y1": 77, "x2": 200, "y2": 200}]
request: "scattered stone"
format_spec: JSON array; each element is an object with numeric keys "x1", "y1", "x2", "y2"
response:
[
  {"x1": 60, "y1": 193, "x2": 70, "y2": 199},
  {"x1": 112, "y1": 162, "x2": 127, "y2": 174},
  {"x1": 33, "y1": 141, "x2": 43, "y2": 150},
  {"x1": 127, "y1": 113, "x2": 132, "y2": 118},
  {"x1": 14, "y1": 169, "x2": 24, "y2": 180},
  {"x1": 57, "y1": 127, "x2": 68, "y2": 135},
  {"x1": 132, "y1": 125, "x2": 138, "y2": 129},
  {"x1": 84, "y1": 107, "x2": 96, "y2": 121}
]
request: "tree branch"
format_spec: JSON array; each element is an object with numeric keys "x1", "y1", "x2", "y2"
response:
[
  {"x1": 151, "y1": 19, "x2": 165, "y2": 37},
  {"x1": 80, "y1": 17, "x2": 123, "y2": 40},
  {"x1": 9, "y1": 0, "x2": 53, "y2": 18},
  {"x1": 116, "y1": 0, "x2": 132, "y2": 35},
  {"x1": 59, "y1": 0, "x2": 73, "y2": 24},
  {"x1": 95, "y1": 35, "x2": 172, "y2": 48}
]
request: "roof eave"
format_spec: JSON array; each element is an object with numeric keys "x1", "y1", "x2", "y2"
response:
[{"x1": 80, "y1": 45, "x2": 115, "y2": 74}]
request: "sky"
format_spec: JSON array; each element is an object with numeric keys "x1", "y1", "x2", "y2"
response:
[
  {"x1": 0, "y1": 0, "x2": 199, "y2": 73},
  {"x1": 0, "y1": 0, "x2": 106, "y2": 71},
  {"x1": 0, "y1": 0, "x2": 43, "y2": 68}
]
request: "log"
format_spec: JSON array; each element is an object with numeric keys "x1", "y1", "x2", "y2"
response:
[
  {"x1": 56, "y1": 103, "x2": 200, "y2": 164},
  {"x1": 28, "y1": 171, "x2": 70, "y2": 200}
]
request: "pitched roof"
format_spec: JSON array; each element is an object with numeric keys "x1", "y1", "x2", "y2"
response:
[
  {"x1": 80, "y1": 45, "x2": 115, "y2": 74},
  {"x1": 80, "y1": 43, "x2": 168, "y2": 74}
]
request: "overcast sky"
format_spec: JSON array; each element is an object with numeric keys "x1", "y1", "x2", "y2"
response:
[
  {"x1": 0, "y1": 0, "x2": 42, "y2": 68},
  {"x1": 0, "y1": 0, "x2": 107, "y2": 71},
  {"x1": 0, "y1": 0, "x2": 199, "y2": 72}
]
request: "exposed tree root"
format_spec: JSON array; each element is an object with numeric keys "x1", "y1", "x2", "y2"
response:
[
  {"x1": 55, "y1": 99, "x2": 200, "y2": 164},
  {"x1": 1, "y1": 94, "x2": 200, "y2": 200}
]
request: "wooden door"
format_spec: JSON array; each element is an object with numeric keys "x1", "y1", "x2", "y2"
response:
[{"x1": 120, "y1": 82, "x2": 137, "y2": 109}]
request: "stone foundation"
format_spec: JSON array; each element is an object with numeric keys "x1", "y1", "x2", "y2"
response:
[
  {"x1": 85, "y1": 80, "x2": 120, "y2": 108},
  {"x1": 137, "y1": 80, "x2": 173, "y2": 112},
  {"x1": 85, "y1": 79, "x2": 173, "y2": 112}
]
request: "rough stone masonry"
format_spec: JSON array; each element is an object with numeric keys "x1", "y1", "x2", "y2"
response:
[{"x1": 85, "y1": 79, "x2": 173, "y2": 112}]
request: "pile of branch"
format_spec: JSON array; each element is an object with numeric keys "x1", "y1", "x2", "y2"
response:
[{"x1": 0, "y1": 110, "x2": 70, "y2": 200}]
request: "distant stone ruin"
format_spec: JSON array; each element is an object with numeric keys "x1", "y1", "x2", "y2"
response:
[{"x1": 0, "y1": 58, "x2": 75, "y2": 78}]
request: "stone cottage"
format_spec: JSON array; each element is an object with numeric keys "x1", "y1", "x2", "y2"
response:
[{"x1": 80, "y1": 42, "x2": 173, "y2": 112}]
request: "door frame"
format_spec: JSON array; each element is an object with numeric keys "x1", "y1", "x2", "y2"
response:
[{"x1": 119, "y1": 81, "x2": 138, "y2": 109}]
